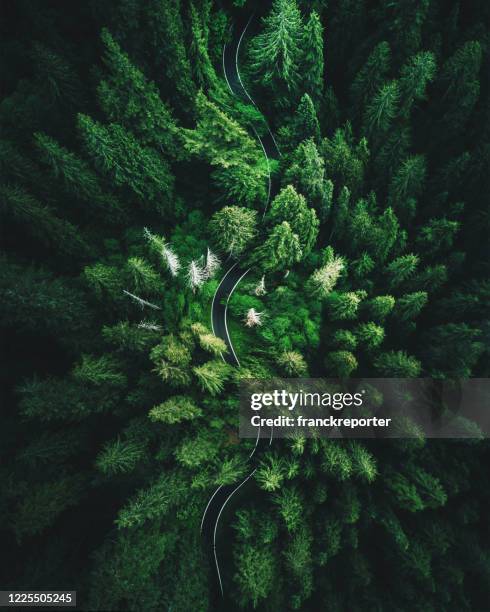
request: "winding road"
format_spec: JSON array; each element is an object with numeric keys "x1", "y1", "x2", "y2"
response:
[{"x1": 200, "y1": 11, "x2": 280, "y2": 602}]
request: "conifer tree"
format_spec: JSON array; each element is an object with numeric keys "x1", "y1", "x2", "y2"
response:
[
  {"x1": 34, "y1": 132, "x2": 126, "y2": 222},
  {"x1": 363, "y1": 81, "x2": 400, "y2": 140},
  {"x1": 149, "y1": 396, "x2": 202, "y2": 424},
  {"x1": 98, "y1": 29, "x2": 178, "y2": 154},
  {"x1": 437, "y1": 41, "x2": 481, "y2": 136},
  {"x1": 394, "y1": 291, "x2": 428, "y2": 321},
  {"x1": 209, "y1": 206, "x2": 257, "y2": 256},
  {"x1": 249, "y1": 0, "x2": 303, "y2": 94},
  {"x1": 374, "y1": 350, "x2": 421, "y2": 377},
  {"x1": 307, "y1": 255, "x2": 345, "y2": 298},
  {"x1": 276, "y1": 350, "x2": 308, "y2": 376},
  {"x1": 0, "y1": 185, "x2": 89, "y2": 258},
  {"x1": 284, "y1": 139, "x2": 333, "y2": 221},
  {"x1": 77, "y1": 114, "x2": 175, "y2": 214},
  {"x1": 386, "y1": 254, "x2": 419, "y2": 289},
  {"x1": 268, "y1": 185, "x2": 319, "y2": 255},
  {"x1": 251, "y1": 221, "x2": 303, "y2": 272},
  {"x1": 350, "y1": 42, "x2": 391, "y2": 115},
  {"x1": 145, "y1": 0, "x2": 196, "y2": 110},
  {"x1": 182, "y1": 92, "x2": 267, "y2": 206},
  {"x1": 302, "y1": 11, "x2": 324, "y2": 107},
  {"x1": 325, "y1": 350, "x2": 358, "y2": 377},
  {"x1": 286, "y1": 93, "x2": 321, "y2": 147},
  {"x1": 398, "y1": 51, "x2": 436, "y2": 118}
]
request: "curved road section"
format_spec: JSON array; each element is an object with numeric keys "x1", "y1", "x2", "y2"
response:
[{"x1": 201, "y1": 12, "x2": 280, "y2": 602}]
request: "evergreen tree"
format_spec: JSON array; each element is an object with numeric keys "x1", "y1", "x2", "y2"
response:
[
  {"x1": 98, "y1": 29, "x2": 178, "y2": 154},
  {"x1": 350, "y1": 42, "x2": 391, "y2": 116},
  {"x1": 77, "y1": 114, "x2": 176, "y2": 214},
  {"x1": 209, "y1": 206, "x2": 257, "y2": 256},
  {"x1": 374, "y1": 350, "x2": 421, "y2": 377},
  {"x1": 268, "y1": 185, "x2": 319, "y2": 255},
  {"x1": 182, "y1": 92, "x2": 268, "y2": 207},
  {"x1": 301, "y1": 11, "x2": 324, "y2": 106},
  {"x1": 249, "y1": 0, "x2": 303, "y2": 95},
  {"x1": 394, "y1": 291, "x2": 428, "y2": 321},
  {"x1": 34, "y1": 132, "x2": 126, "y2": 223},
  {"x1": 251, "y1": 221, "x2": 303, "y2": 272},
  {"x1": 398, "y1": 51, "x2": 436, "y2": 118},
  {"x1": 285, "y1": 93, "x2": 321, "y2": 147},
  {"x1": 363, "y1": 81, "x2": 400, "y2": 140},
  {"x1": 283, "y1": 139, "x2": 333, "y2": 221}
]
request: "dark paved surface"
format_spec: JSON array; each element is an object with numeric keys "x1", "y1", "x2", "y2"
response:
[{"x1": 202, "y1": 12, "x2": 280, "y2": 606}]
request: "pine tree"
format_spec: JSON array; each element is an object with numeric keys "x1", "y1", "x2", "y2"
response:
[
  {"x1": 34, "y1": 132, "x2": 126, "y2": 222},
  {"x1": 276, "y1": 351, "x2": 308, "y2": 376},
  {"x1": 283, "y1": 139, "x2": 333, "y2": 221},
  {"x1": 98, "y1": 29, "x2": 178, "y2": 154},
  {"x1": 96, "y1": 438, "x2": 145, "y2": 475},
  {"x1": 374, "y1": 350, "x2": 421, "y2": 377},
  {"x1": 437, "y1": 41, "x2": 481, "y2": 137},
  {"x1": 388, "y1": 155, "x2": 426, "y2": 221},
  {"x1": 386, "y1": 254, "x2": 419, "y2": 288},
  {"x1": 188, "y1": 2, "x2": 217, "y2": 91},
  {"x1": 182, "y1": 92, "x2": 267, "y2": 207},
  {"x1": 0, "y1": 184, "x2": 90, "y2": 259},
  {"x1": 149, "y1": 396, "x2": 202, "y2": 424},
  {"x1": 193, "y1": 360, "x2": 231, "y2": 395},
  {"x1": 350, "y1": 42, "x2": 391, "y2": 116},
  {"x1": 144, "y1": 0, "x2": 196, "y2": 110},
  {"x1": 249, "y1": 0, "x2": 303, "y2": 94},
  {"x1": 77, "y1": 114, "x2": 175, "y2": 214},
  {"x1": 398, "y1": 51, "x2": 436, "y2": 118},
  {"x1": 301, "y1": 11, "x2": 324, "y2": 107},
  {"x1": 394, "y1": 291, "x2": 428, "y2": 321},
  {"x1": 354, "y1": 322, "x2": 385, "y2": 350},
  {"x1": 268, "y1": 185, "x2": 319, "y2": 255},
  {"x1": 322, "y1": 126, "x2": 368, "y2": 196},
  {"x1": 363, "y1": 81, "x2": 400, "y2": 140},
  {"x1": 423, "y1": 324, "x2": 484, "y2": 378},
  {"x1": 326, "y1": 291, "x2": 363, "y2": 320},
  {"x1": 330, "y1": 329, "x2": 357, "y2": 351},
  {"x1": 325, "y1": 350, "x2": 358, "y2": 377},
  {"x1": 13, "y1": 475, "x2": 86, "y2": 541},
  {"x1": 209, "y1": 206, "x2": 257, "y2": 256},
  {"x1": 380, "y1": 0, "x2": 430, "y2": 60},
  {"x1": 251, "y1": 221, "x2": 303, "y2": 272},
  {"x1": 234, "y1": 543, "x2": 276, "y2": 608},
  {"x1": 306, "y1": 255, "x2": 345, "y2": 298},
  {"x1": 286, "y1": 93, "x2": 321, "y2": 147}
]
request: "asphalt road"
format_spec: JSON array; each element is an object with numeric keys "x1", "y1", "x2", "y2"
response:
[{"x1": 201, "y1": 11, "x2": 280, "y2": 604}]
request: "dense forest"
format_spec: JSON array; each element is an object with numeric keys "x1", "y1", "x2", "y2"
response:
[{"x1": 1, "y1": 0, "x2": 489, "y2": 610}]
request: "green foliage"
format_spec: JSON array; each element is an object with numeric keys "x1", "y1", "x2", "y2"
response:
[
  {"x1": 149, "y1": 396, "x2": 202, "y2": 425},
  {"x1": 99, "y1": 29, "x2": 178, "y2": 153},
  {"x1": 193, "y1": 359, "x2": 231, "y2": 395},
  {"x1": 302, "y1": 11, "x2": 324, "y2": 106},
  {"x1": 326, "y1": 291, "x2": 363, "y2": 320},
  {"x1": 325, "y1": 350, "x2": 358, "y2": 377},
  {"x1": 78, "y1": 114, "x2": 175, "y2": 213},
  {"x1": 268, "y1": 185, "x2": 319, "y2": 255},
  {"x1": 13, "y1": 475, "x2": 86, "y2": 541},
  {"x1": 182, "y1": 92, "x2": 268, "y2": 206},
  {"x1": 276, "y1": 351, "x2": 308, "y2": 376},
  {"x1": 251, "y1": 221, "x2": 302, "y2": 272},
  {"x1": 2, "y1": 0, "x2": 489, "y2": 608},
  {"x1": 374, "y1": 350, "x2": 422, "y2": 377},
  {"x1": 96, "y1": 438, "x2": 145, "y2": 475},
  {"x1": 284, "y1": 139, "x2": 333, "y2": 221},
  {"x1": 249, "y1": 0, "x2": 303, "y2": 94},
  {"x1": 209, "y1": 206, "x2": 257, "y2": 256}
]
